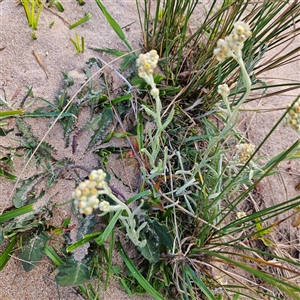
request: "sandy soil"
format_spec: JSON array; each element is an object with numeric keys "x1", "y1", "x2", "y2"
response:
[{"x1": 0, "y1": 1, "x2": 299, "y2": 299}]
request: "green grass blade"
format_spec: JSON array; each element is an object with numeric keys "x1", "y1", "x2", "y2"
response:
[
  {"x1": 116, "y1": 241, "x2": 165, "y2": 300},
  {"x1": 96, "y1": 211, "x2": 122, "y2": 246},
  {"x1": 66, "y1": 232, "x2": 101, "y2": 253},
  {"x1": 52, "y1": 0, "x2": 64, "y2": 12},
  {"x1": 43, "y1": 244, "x2": 64, "y2": 266},
  {"x1": 69, "y1": 13, "x2": 92, "y2": 29},
  {"x1": 127, "y1": 190, "x2": 151, "y2": 204},
  {"x1": 35, "y1": 1, "x2": 43, "y2": 29},
  {"x1": 0, "y1": 204, "x2": 34, "y2": 223},
  {"x1": 0, "y1": 110, "x2": 23, "y2": 118},
  {"x1": 94, "y1": 0, "x2": 133, "y2": 50},
  {"x1": 185, "y1": 266, "x2": 217, "y2": 300},
  {"x1": 202, "y1": 250, "x2": 300, "y2": 299},
  {"x1": 0, "y1": 236, "x2": 17, "y2": 271}
]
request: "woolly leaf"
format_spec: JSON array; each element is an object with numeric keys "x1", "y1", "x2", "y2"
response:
[
  {"x1": 77, "y1": 214, "x2": 97, "y2": 240},
  {"x1": 138, "y1": 234, "x2": 160, "y2": 263},
  {"x1": 13, "y1": 174, "x2": 40, "y2": 208},
  {"x1": 139, "y1": 218, "x2": 173, "y2": 263},
  {"x1": 20, "y1": 232, "x2": 50, "y2": 271},
  {"x1": 56, "y1": 258, "x2": 91, "y2": 286}
]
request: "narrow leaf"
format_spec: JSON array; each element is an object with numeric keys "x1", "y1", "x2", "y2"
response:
[
  {"x1": 43, "y1": 244, "x2": 64, "y2": 266},
  {"x1": 116, "y1": 241, "x2": 165, "y2": 300},
  {"x1": 0, "y1": 236, "x2": 17, "y2": 271},
  {"x1": 0, "y1": 204, "x2": 34, "y2": 223},
  {"x1": 96, "y1": 210, "x2": 122, "y2": 246},
  {"x1": 94, "y1": 0, "x2": 133, "y2": 50}
]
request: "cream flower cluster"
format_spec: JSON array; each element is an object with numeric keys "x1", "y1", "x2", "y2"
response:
[
  {"x1": 214, "y1": 21, "x2": 252, "y2": 62},
  {"x1": 136, "y1": 50, "x2": 160, "y2": 99},
  {"x1": 283, "y1": 100, "x2": 300, "y2": 131},
  {"x1": 136, "y1": 50, "x2": 159, "y2": 77},
  {"x1": 217, "y1": 84, "x2": 230, "y2": 97},
  {"x1": 235, "y1": 143, "x2": 255, "y2": 164},
  {"x1": 73, "y1": 169, "x2": 106, "y2": 215}
]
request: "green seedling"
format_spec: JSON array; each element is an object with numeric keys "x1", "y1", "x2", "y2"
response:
[
  {"x1": 70, "y1": 33, "x2": 85, "y2": 53},
  {"x1": 21, "y1": 0, "x2": 43, "y2": 30},
  {"x1": 49, "y1": 21, "x2": 54, "y2": 28},
  {"x1": 69, "y1": 12, "x2": 92, "y2": 29},
  {"x1": 47, "y1": 0, "x2": 64, "y2": 12},
  {"x1": 251, "y1": 218, "x2": 274, "y2": 247},
  {"x1": 77, "y1": 0, "x2": 85, "y2": 5}
]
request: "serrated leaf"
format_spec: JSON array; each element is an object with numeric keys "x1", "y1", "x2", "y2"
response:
[
  {"x1": 88, "y1": 107, "x2": 113, "y2": 149},
  {"x1": 13, "y1": 175, "x2": 40, "y2": 208},
  {"x1": 16, "y1": 119, "x2": 37, "y2": 147},
  {"x1": 39, "y1": 141, "x2": 56, "y2": 158},
  {"x1": 56, "y1": 258, "x2": 91, "y2": 286},
  {"x1": 16, "y1": 119, "x2": 56, "y2": 162},
  {"x1": 62, "y1": 71, "x2": 74, "y2": 87},
  {"x1": 20, "y1": 232, "x2": 50, "y2": 271},
  {"x1": 62, "y1": 103, "x2": 79, "y2": 147}
]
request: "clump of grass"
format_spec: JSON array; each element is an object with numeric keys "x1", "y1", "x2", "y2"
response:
[
  {"x1": 21, "y1": 0, "x2": 43, "y2": 30},
  {"x1": 70, "y1": 33, "x2": 85, "y2": 53},
  {"x1": 137, "y1": 0, "x2": 300, "y2": 112}
]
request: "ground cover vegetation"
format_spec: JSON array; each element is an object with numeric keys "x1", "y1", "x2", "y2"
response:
[{"x1": 1, "y1": 0, "x2": 300, "y2": 299}]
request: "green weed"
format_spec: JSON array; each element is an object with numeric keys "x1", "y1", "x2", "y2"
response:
[
  {"x1": 70, "y1": 33, "x2": 85, "y2": 53},
  {"x1": 21, "y1": 0, "x2": 43, "y2": 30}
]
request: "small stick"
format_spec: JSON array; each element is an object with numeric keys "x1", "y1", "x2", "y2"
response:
[{"x1": 32, "y1": 50, "x2": 49, "y2": 79}]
